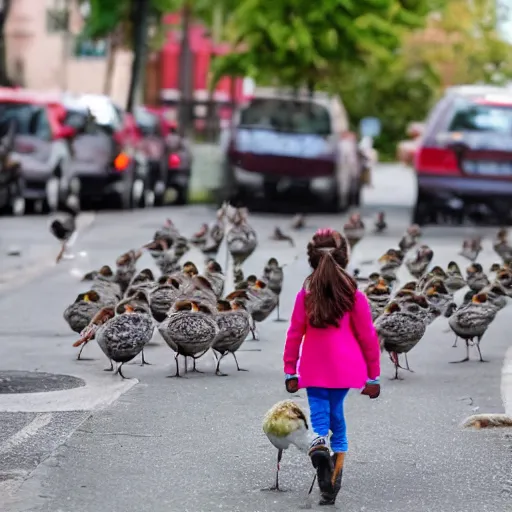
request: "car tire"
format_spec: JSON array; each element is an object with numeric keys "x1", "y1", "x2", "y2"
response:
[
  {"x1": 350, "y1": 179, "x2": 362, "y2": 207},
  {"x1": 412, "y1": 190, "x2": 433, "y2": 226},
  {"x1": 175, "y1": 184, "x2": 188, "y2": 205}
]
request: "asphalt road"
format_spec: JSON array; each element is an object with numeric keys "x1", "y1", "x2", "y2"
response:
[{"x1": 0, "y1": 164, "x2": 511, "y2": 512}]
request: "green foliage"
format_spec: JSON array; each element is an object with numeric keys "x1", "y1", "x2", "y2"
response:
[{"x1": 212, "y1": 0, "x2": 428, "y2": 88}]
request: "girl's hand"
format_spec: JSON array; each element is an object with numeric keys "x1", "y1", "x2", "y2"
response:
[
  {"x1": 285, "y1": 374, "x2": 299, "y2": 393},
  {"x1": 361, "y1": 379, "x2": 380, "y2": 399}
]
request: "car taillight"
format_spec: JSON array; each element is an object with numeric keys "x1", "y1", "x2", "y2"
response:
[
  {"x1": 168, "y1": 153, "x2": 181, "y2": 168},
  {"x1": 414, "y1": 147, "x2": 459, "y2": 175},
  {"x1": 113, "y1": 152, "x2": 130, "y2": 172}
]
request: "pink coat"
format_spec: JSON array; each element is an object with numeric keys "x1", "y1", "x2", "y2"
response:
[{"x1": 283, "y1": 288, "x2": 381, "y2": 389}]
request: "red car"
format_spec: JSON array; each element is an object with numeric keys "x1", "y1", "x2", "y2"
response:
[
  {"x1": 413, "y1": 85, "x2": 512, "y2": 225},
  {"x1": 0, "y1": 88, "x2": 77, "y2": 213},
  {"x1": 221, "y1": 90, "x2": 361, "y2": 210},
  {"x1": 65, "y1": 94, "x2": 148, "y2": 209}
]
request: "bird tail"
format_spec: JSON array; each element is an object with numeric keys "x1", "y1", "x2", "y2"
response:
[{"x1": 461, "y1": 413, "x2": 512, "y2": 429}]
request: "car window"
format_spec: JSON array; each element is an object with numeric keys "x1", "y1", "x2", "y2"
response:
[
  {"x1": 238, "y1": 99, "x2": 332, "y2": 135},
  {"x1": 0, "y1": 102, "x2": 52, "y2": 139},
  {"x1": 448, "y1": 102, "x2": 512, "y2": 134},
  {"x1": 65, "y1": 109, "x2": 102, "y2": 135}
]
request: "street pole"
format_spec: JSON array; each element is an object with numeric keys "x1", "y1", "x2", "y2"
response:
[
  {"x1": 126, "y1": 0, "x2": 149, "y2": 113},
  {"x1": 177, "y1": 1, "x2": 193, "y2": 137},
  {"x1": 60, "y1": 0, "x2": 70, "y2": 91}
]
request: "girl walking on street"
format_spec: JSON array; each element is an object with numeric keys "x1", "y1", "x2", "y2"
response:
[{"x1": 283, "y1": 228, "x2": 381, "y2": 505}]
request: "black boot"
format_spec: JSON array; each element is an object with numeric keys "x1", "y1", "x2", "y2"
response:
[
  {"x1": 308, "y1": 437, "x2": 333, "y2": 495},
  {"x1": 319, "y1": 453, "x2": 344, "y2": 506}
]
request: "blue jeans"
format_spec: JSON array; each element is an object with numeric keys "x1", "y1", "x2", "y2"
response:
[{"x1": 307, "y1": 387, "x2": 350, "y2": 453}]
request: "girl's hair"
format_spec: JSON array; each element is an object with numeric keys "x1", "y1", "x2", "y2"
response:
[{"x1": 305, "y1": 228, "x2": 357, "y2": 328}]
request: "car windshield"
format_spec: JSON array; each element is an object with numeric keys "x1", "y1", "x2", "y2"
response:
[
  {"x1": 238, "y1": 99, "x2": 331, "y2": 135},
  {"x1": 0, "y1": 102, "x2": 47, "y2": 136},
  {"x1": 64, "y1": 109, "x2": 104, "y2": 135},
  {"x1": 448, "y1": 102, "x2": 512, "y2": 134}
]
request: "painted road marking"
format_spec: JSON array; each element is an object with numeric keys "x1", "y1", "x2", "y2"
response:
[{"x1": 0, "y1": 413, "x2": 53, "y2": 455}]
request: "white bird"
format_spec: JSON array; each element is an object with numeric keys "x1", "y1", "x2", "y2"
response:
[{"x1": 261, "y1": 400, "x2": 314, "y2": 491}]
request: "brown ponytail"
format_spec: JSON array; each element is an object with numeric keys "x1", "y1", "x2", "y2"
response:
[{"x1": 305, "y1": 229, "x2": 357, "y2": 328}]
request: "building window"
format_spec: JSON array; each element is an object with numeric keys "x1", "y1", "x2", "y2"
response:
[
  {"x1": 46, "y1": 8, "x2": 69, "y2": 33},
  {"x1": 74, "y1": 38, "x2": 109, "y2": 58}
]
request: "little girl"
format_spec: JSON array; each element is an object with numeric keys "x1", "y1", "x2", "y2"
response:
[{"x1": 283, "y1": 228, "x2": 381, "y2": 506}]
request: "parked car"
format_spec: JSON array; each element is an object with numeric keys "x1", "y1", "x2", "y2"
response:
[
  {"x1": 221, "y1": 88, "x2": 361, "y2": 210},
  {"x1": 0, "y1": 121, "x2": 24, "y2": 214},
  {"x1": 0, "y1": 88, "x2": 76, "y2": 213},
  {"x1": 138, "y1": 106, "x2": 193, "y2": 205},
  {"x1": 412, "y1": 85, "x2": 512, "y2": 225},
  {"x1": 64, "y1": 94, "x2": 148, "y2": 209}
]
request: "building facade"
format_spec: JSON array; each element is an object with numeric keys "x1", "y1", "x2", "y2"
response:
[{"x1": 5, "y1": 0, "x2": 131, "y2": 106}]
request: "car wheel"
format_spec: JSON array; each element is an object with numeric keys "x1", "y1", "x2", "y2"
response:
[
  {"x1": 350, "y1": 179, "x2": 362, "y2": 207},
  {"x1": 153, "y1": 180, "x2": 166, "y2": 207},
  {"x1": 44, "y1": 177, "x2": 60, "y2": 212},
  {"x1": 175, "y1": 185, "x2": 188, "y2": 205},
  {"x1": 412, "y1": 191, "x2": 433, "y2": 226}
]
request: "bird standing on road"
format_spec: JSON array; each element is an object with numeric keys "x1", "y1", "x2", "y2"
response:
[
  {"x1": 262, "y1": 400, "x2": 314, "y2": 492},
  {"x1": 269, "y1": 227, "x2": 294, "y2": 247},
  {"x1": 374, "y1": 212, "x2": 387, "y2": 233},
  {"x1": 50, "y1": 200, "x2": 79, "y2": 263}
]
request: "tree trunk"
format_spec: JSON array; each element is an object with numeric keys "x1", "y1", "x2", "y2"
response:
[
  {"x1": 103, "y1": 34, "x2": 119, "y2": 96},
  {"x1": 205, "y1": 4, "x2": 223, "y2": 141},
  {"x1": 126, "y1": 0, "x2": 150, "y2": 113},
  {"x1": 0, "y1": 0, "x2": 14, "y2": 87},
  {"x1": 177, "y1": 1, "x2": 193, "y2": 137}
]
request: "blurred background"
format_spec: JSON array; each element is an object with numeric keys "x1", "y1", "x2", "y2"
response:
[{"x1": 0, "y1": 0, "x2": 512, "y2": 216}]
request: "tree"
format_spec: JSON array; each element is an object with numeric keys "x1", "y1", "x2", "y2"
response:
[
  {"x1": 84, "y1": 0, "x2": 177, "y2": 110},
  {"x1": 211, "y1": 0, "x2": 429, "y2": 90},
  {"x1": 338, "y1": 0, "x2": 512, "y2": 160}
]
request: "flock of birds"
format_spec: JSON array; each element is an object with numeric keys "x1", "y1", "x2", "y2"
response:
[
  {"x1": 50, "y1": 204, "x2": 512, "y2": 498},
  {"x1": 261, "y1": 218, "x2": 512, "y2": 495},
  {"x1": 58, "y1": 203, "x2": 292, "y2": 380}
]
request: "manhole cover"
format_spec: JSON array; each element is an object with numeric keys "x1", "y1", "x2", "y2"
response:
[{"x1": 0, "y1": 371, "x2": 86, "y2": 394}]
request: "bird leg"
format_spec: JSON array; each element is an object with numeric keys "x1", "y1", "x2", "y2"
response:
[
  {"x1": 167, "y1": 353, "x2": 184, "y2": 378},
  {"x1": 190, "y1": 351, "x2": 209, "y2": 373},
  {"x1": 273, "y1": 298, "x2": 287, "y2": 322},
  {"x1": 450, "y1": 339, "x2": 470, "y2": 363},
  {"x1": 402, "y1": 354, "x2": 414, "y2": 373},
  {"x1": 476, "y1": 338, "x2": 488, "y2": 362},
  {"x1": 307, "y1": 473, "x2": 317, "y2": 495},
  {"x1": 261, "y1": 449, "x2": 285, "y2": 492},
  {"x1": 452, "y1": 336, "x2": 459, "y2": 348},
  {"x1": 231, "y1": 352, "x2": 248, "y2": 372},
  {"x1": 140, "y1": 349, "x2": 151, "y2": 366},
  {"x1": 215, "y1": 352, "x2": 228, "y2": 377},
  {"x1": 77, "y1": 342, "x2": 87, "y2": 360},
  {"x1": 56, "y1": 242, "x2": 66, "y2": 264},
  {"x1": 104, "y1": 360, "x2": 114, "y2": 372},
  {"x1": 390, "y1": 353, "x2": 403, "y2": 380},
  {"x1": 114, "y1": 362, "x2": 127, "y2": 379}
]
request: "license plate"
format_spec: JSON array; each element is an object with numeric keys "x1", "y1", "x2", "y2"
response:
[{"x1": 463, "y1": 160, "x2": 512, "y2": 176}]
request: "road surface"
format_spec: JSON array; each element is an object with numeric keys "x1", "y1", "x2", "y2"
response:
[{"x1": 0, "y1": 164, "x2": 510, "y2": 512}]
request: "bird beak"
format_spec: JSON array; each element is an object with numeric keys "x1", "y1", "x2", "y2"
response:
[
  {"x1": 191, "y1": 302, "x2": 199, "y2": 312},
  {"x1": 83, "y1": 294, "x2": 90, "y2": 302}
]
